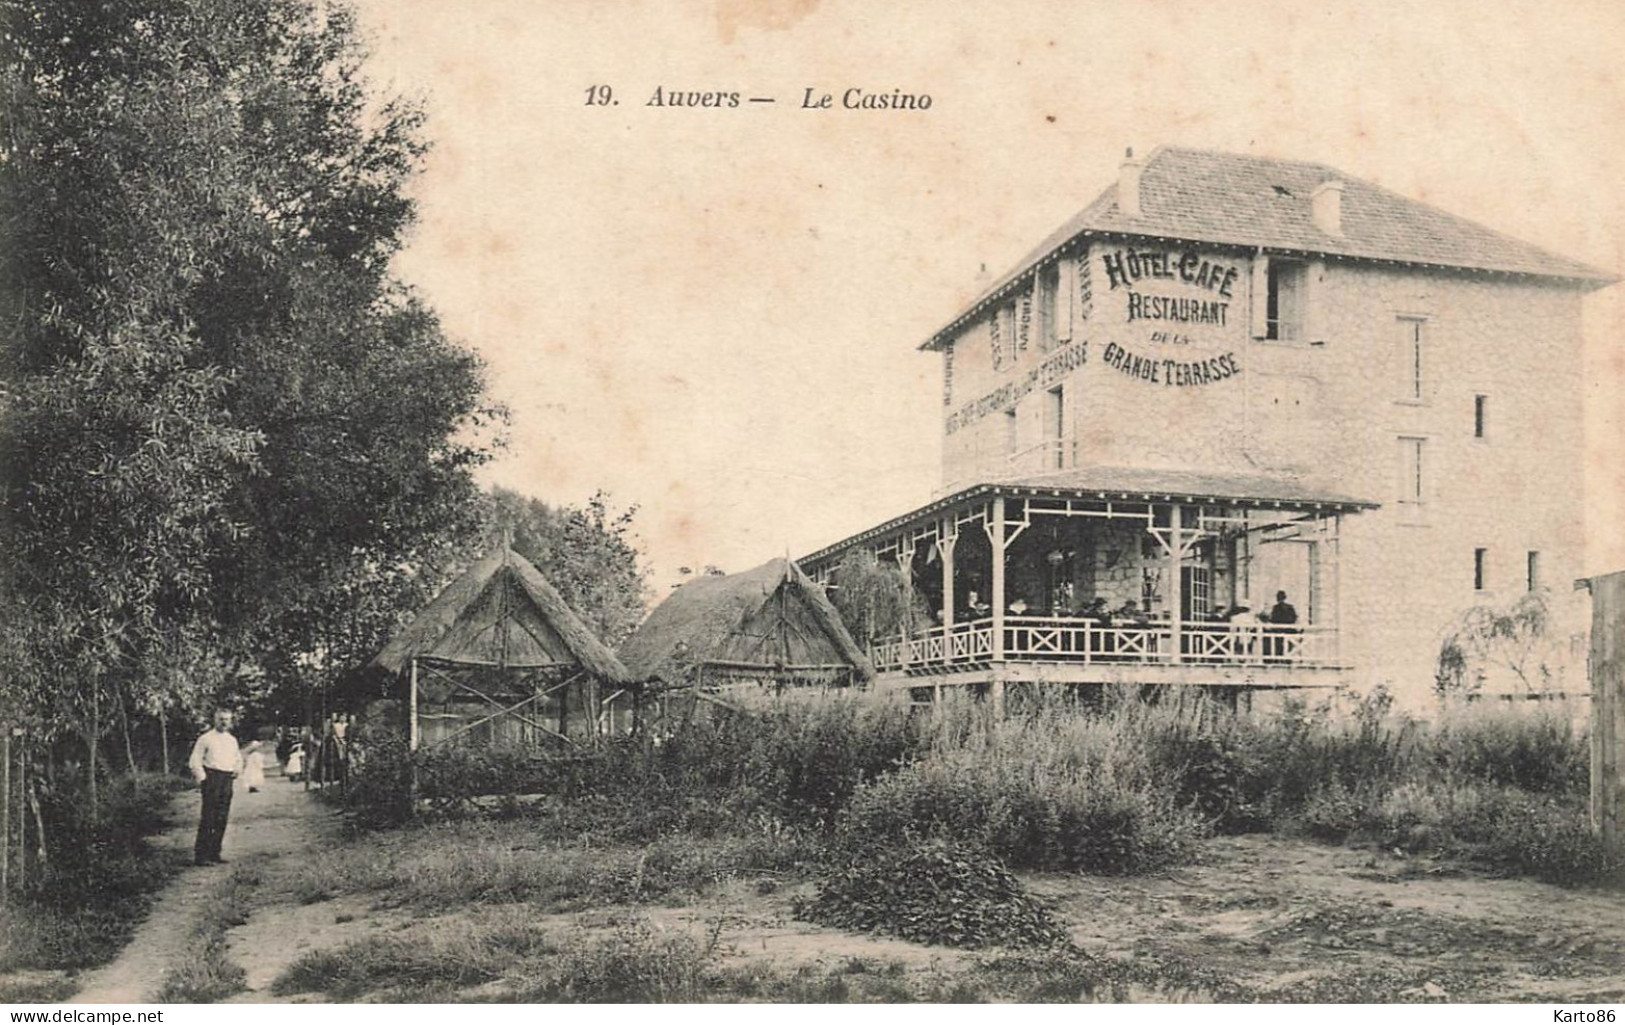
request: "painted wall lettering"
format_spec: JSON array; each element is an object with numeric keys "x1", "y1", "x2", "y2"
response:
[
  {"x1": 1127, "y1": 292, "x2": 1229, "y2": 326},
  {"x1": 1101, "y1": 341, "x2": 1240, "y2": 387},
  {"x1": 946, "y1": 342, "x2": 1089, "y2": 434},
  {"x1": 1100, "y1": 248, "x2": 1239, "y2": 297}
]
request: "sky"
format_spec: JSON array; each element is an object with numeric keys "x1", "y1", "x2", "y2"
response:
[{"x1": 346, "y1": 0, "x2": 1625, "y2": 589}]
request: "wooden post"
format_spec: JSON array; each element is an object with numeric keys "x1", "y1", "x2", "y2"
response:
[
  {"x1": 896, "y1": 543, "x2": 914, "y2": 671},
  {"x1": 990, "y1": 497, "x2": 1007, "y2": 718},
  {"x1": 2, "y1": 727, "x2": 10, "y2": 903},
  {"x1": 1578, "y1": 570, "x2": 1625, "y2": 850},
  {"x1": 941, "y1": 528, "x2": 957, "y2": 631},
  {"x1": 408, "y1": 658, "x2": 420, "y2": 753},
  {"x1": 991, "y1": 497, "x2": 1007, "y2": 659},
  {"x1": 1167, "y1": 504, "x2": 1184, "y2": 665},
  {"x1": 408, "y1": 658, "x2": 420, "y2": 816}
]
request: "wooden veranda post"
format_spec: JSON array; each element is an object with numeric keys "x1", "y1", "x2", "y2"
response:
[
  {"x1": 1167, "y1": 504, "x2": 1184, "y2": 665},
  {"x1": 989, "y1": 496, "x2": 1007, "y2": 718},
  {"x1": 1577, "y1": 570, "x2": 1625, "y2": 850}
]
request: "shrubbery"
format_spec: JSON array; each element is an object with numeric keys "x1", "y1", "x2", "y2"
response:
[
  {"x1": 0, "y1": 771, "x2": 189, "y2": 980},
  {"x1": 344, "y1": 687, "x2": 1616, "y2": 888}
]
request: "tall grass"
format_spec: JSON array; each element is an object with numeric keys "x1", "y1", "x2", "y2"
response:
[{"x1": 345, "y1": 687, "x2": 1616, "y2": 887}]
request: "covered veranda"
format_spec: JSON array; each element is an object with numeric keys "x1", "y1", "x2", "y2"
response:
[{"x1": 801, "y1": 467, "x2": 1377, "y2": 707}]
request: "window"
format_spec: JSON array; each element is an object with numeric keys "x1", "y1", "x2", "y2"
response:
[
  {"x1": 1527, "y1": 551, "x2": 1541, "y2": 592},
  {"x1": 1181, "y1": 565, "x2": 1212, "y2": 620},
  {"x1": 1398, "y1": 318, "x2": 1425, "y2": 401},
  {"x1": 1266, "y1": 261, "x2": 1305, "y2": 341},
  {"x1": 1038, "y1": 264, "x2": 1060, "y2": 348},
  {"x1": 1473, "y1": 548, "x2": 1488, "y2": 591},
  {"x1": 1004, "y1": 408, "x2": 1018, "y2": 456},
  {"x1": 1474, "y1": 394, "x2": 1488, "y2": 438},
  {"x1": 1045, "y1": 386, "x2": 1065, "y2": 468},
  {"x1": 1398, "y1": 437, "x2": 1425, "y2": 507}
]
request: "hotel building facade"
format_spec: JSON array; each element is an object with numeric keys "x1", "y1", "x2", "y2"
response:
[{"x1": 802, "y1": 147, "x2": 1614, "y2": 708}]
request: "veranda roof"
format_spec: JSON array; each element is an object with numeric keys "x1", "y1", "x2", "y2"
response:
[
  {"x1": 369, "y1": 546, "x2": 631, "y2": 686},
  {"x1": 800, "y1": 465, "x2": 1377, "y2": 566},
  {"x1": 618, "y1": 558, "x2": 873, "y2": 687}
]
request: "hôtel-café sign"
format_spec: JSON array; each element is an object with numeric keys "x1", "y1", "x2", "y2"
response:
[{"x1": 945, "y1": 247, "x2": 1244, "y2": 434}]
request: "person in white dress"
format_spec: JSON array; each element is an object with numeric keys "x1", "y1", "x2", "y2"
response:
[{"x1": 240, "y1": 739, "x2": 267, "y2": 793}]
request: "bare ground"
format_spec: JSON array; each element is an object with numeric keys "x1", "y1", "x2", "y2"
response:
[{"x1": 36, "y1": 784, "x2": 1625, "y2": 1003}]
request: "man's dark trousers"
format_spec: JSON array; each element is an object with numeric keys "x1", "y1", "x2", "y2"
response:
[{"x1": 195, "y1": 767, "x2": 233, "y2": 864}]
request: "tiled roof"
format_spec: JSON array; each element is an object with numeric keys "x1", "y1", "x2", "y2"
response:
[
  {"x1": 799, "y1": 465, "x2": 1374, "y2": 567},
  {"x1": 924, "y1": 146, "x2": 1616, "y2": 349}
]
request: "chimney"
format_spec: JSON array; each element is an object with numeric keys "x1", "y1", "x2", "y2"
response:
[
  {"x1": 1118, "y1": 147, "x2": 1147, "y2": 219},
  {"x1": 1311, "y1": 179, "x2": 1345, "y2": 235}
]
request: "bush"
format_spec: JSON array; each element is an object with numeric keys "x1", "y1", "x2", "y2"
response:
[
  {"x1": 795, "y1": 841, "x2": 1071, "y2": 949},
  {"x1": 1430, "y1": 704, "x2": 1588, "y2": 795},
  {"x1": 0, "y1": 771, "x2": 189, "y2": 975},
  {"x1": 840, "y1": 705, "x2": 1208, "y2": 875}
]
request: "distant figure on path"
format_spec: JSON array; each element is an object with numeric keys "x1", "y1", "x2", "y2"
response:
[
  {"x1": 284, "y1": 741, "x2": 305, "y2": 782},
  {"x1": 240, "y1": 739, "x2": 267, "y2": 793},
  {"x1": 188, "y1": 709, "x2": 241, "y2": 866}
]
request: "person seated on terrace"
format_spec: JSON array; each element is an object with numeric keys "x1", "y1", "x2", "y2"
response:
[
  {"x1": 1114, "y1": 599, "x2": 1146, "y2": 624},
  {"x1": 1078, "y1": 597, "x2": 1110, "y2": 622},
  {"x1": 1008, "y1": 597, "x2": 1030, "y2": 615},
  {"x1": 966, "y1": 591, "x2": 991, "y2": 618}
]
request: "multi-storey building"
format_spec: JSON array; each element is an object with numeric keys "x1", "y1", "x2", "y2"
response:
[{"x1": 802, "y1": 147, "x2": 1614, "y2": 707}]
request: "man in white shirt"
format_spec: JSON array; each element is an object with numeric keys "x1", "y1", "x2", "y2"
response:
[{"x1": 188, "y1": 709, "x2": 241, "y2": 866}]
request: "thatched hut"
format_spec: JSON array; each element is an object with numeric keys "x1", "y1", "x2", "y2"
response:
[
  {"x1": 370, "y1": 546, "x2": 634, "y2": 753},
  {"x1": 619, "y1": 558, "x2": 873, "y2": 694}
]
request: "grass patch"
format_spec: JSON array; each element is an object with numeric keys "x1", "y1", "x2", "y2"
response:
[
  {"x1": 273, "y1": 908, "x2": 556, "y2": 1000},
  {"x1": 153, "y1": 864, "x2": 260, "y2": 1003},
  {"x1": 0, "y1": 973, "x2": 79, "y2": 1003},
  {"x1": 289, "y1": 821, "x2": 809, "y2": 912}
]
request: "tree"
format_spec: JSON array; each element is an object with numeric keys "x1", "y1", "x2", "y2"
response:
[
  {"x1": 825, "y1": 550, "x2": 922, "y2": 644},
  {"x1": 0, "y1": 0, "x2": 502, "y2": 795},
  {"x1": 1435, "y1": 590, "x2": 1569, "y2": 696},
  {"x1": 487, "y1": 488, "x2": 651, "y2": 646}
]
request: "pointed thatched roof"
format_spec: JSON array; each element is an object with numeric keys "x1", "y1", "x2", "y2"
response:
[
  {"x1": 369, "y1": 547, "x2": 631, "y2": 686},
  {"x1": 618, "y1": 558, "x2": 873, "y2": 687}
]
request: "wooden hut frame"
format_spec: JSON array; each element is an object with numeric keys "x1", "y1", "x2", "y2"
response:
[{"x1": 371, "y1": 547, "x2": 634, "y2": 756}]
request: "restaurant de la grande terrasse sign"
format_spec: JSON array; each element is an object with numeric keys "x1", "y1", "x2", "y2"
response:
[{"x1": 945, "y1": 248, "x2": 1244, "y2": 435}]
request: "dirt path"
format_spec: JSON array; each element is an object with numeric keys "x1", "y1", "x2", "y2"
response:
[
  {"x1": 1033, "y1": 835, "x2": 1625, "y2": 1002},
  {"x1": 73, "y1": 770, "x2": 340, "y2": 1003}
]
